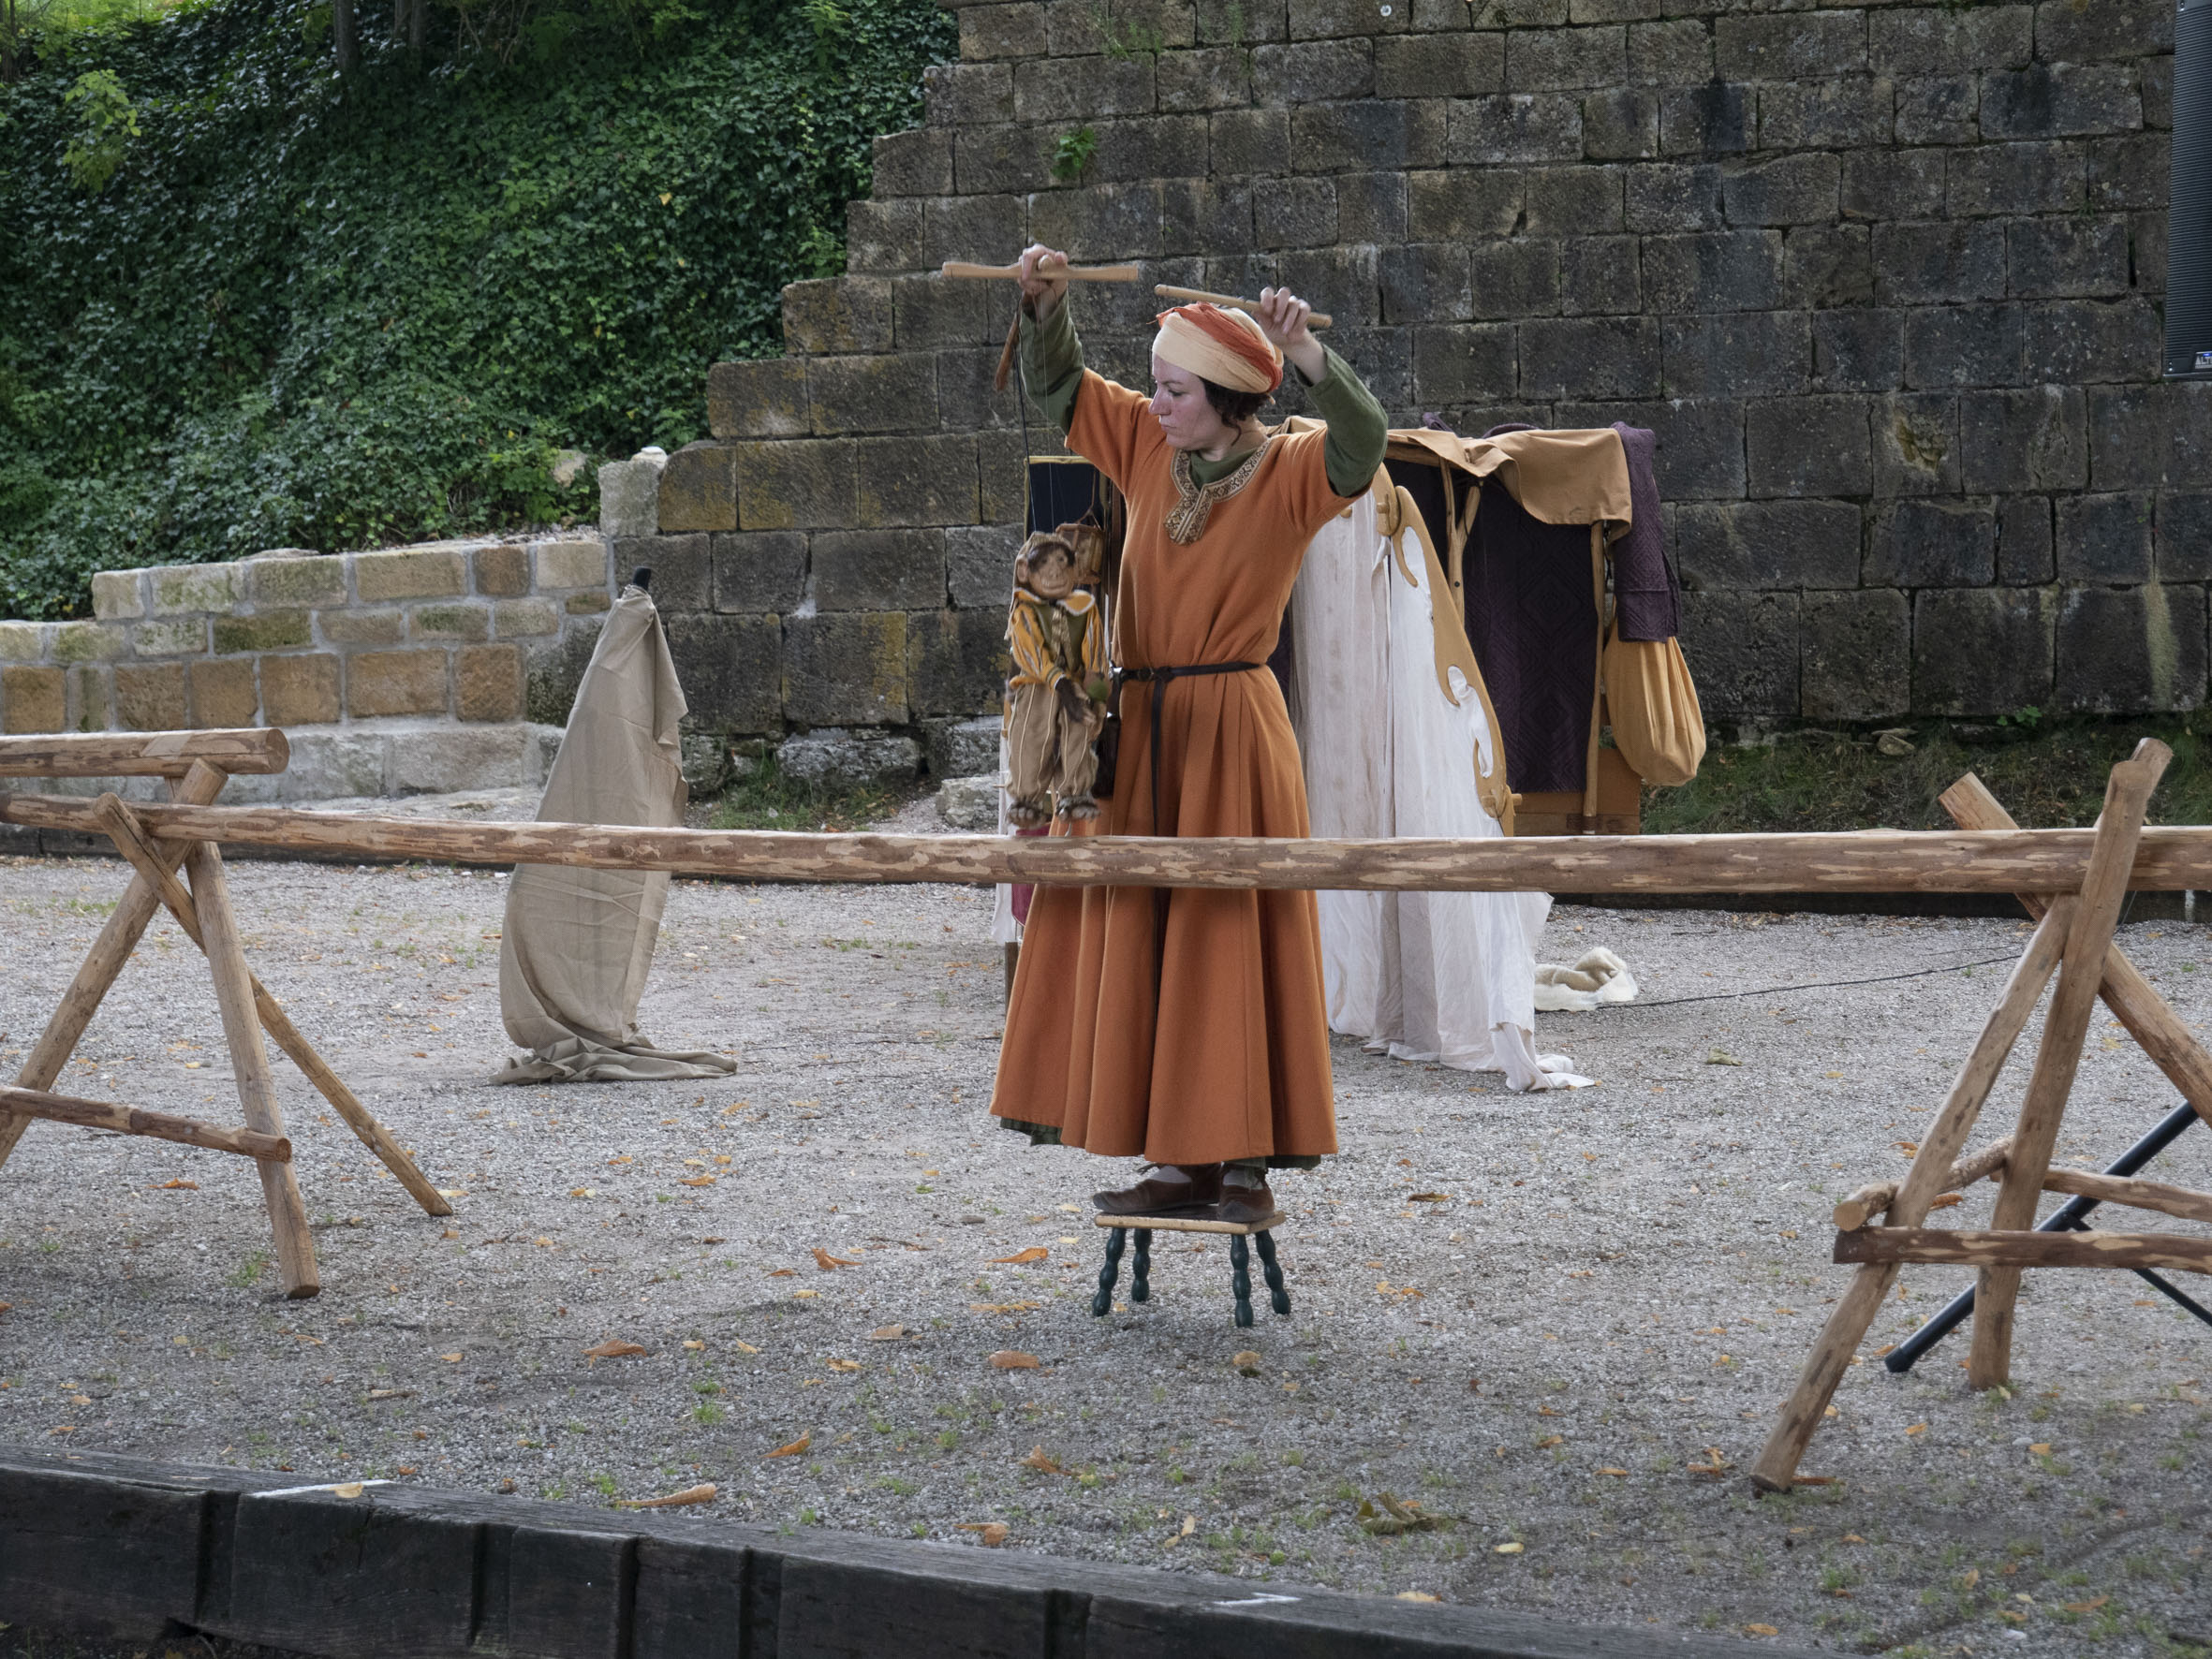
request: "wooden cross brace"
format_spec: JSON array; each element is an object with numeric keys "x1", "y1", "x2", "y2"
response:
[
  {"x1": 0, "y1": 755, "x2": 447, "y2": 1299},
  {"x1": 1752, "y1": 741, "x2": 2212, "y2": 1492}
]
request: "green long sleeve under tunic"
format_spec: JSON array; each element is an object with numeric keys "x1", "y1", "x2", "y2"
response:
[{"x1": 1017, "y1": 295, "x2": 1389, "y2": 495}]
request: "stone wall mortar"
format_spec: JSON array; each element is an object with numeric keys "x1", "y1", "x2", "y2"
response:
[{"x1": 702, "y1": 0, "x2": 2190, "y2": 725}]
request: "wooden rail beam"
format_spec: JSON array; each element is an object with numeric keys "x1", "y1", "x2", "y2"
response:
[
  {"x1": 0, "y1": 1085, "x2": 288, "y2": 1161},
  {"x1": 7, "y1": 794, "x2": 2212, "y2": 894},
  {"x1": 0, "y1": 729, "x2": 288, "y2": 778},
  {"x1": 1836, "y1": 1227, "x2": 2212, "y2": 1275}
]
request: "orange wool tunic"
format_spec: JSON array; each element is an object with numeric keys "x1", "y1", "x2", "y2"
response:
[{"x1": 988, "y1": 369, "x2": 1358, "y2": 1165}]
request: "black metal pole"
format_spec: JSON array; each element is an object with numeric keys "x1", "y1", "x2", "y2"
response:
[{"x1": 1885, "y1": 1099, "x2": 2209, "y2": 1373}]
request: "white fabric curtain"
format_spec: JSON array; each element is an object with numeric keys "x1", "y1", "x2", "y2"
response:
[{"x1": 1290, "y1": 488, "x2": 1588, "y2": 1092}]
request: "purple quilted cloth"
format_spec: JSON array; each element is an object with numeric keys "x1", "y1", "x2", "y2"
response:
[
  {"x1": 1611, "y1": 423, "x2": 1677, "y2": 641},
  {"x1": 1461, "y1": 479, "x2": 1599, "y2": 796}
]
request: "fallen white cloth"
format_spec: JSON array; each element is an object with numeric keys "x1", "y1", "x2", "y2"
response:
[
  {"x1": 1533, "y1": 946, "x2": 1641, "y2": 1013},
  {"x1": 1289, "y1": 484, "x2": 1590, "y2": 1092},
  {"x1": 495, "y1": 585, "x2": 736, "y2": 1084}
]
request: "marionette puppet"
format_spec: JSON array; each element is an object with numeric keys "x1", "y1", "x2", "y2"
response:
[{"x1": 1003, "y1": 526, "x2": 1110, "y2": 825}]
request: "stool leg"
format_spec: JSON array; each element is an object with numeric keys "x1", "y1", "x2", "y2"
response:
[
  {"x1": 1230, "y1": 1234, "x2": 1255, "y2": 1329},
  {"x1": 1131, "y1": 1229, "x2": 1151, "y2": 1303},
  {"x1": 1092, "y1": 1227, "x2": 1126, "y2": 1316},
  {"x1": 1254, "y1": 1229, "x2": 1290, "y2": 1316}
]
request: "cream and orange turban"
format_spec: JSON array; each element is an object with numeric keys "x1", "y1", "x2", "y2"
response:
[{"x1": 1152, "y1": 302, "x2": 1283, "y2": 394}]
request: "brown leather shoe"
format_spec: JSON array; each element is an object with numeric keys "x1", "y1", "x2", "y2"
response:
[
  {"x1": 1094, "y1": 1164, "x2": 1222, "y2": 1217},
  {"x1": 1216, "y1": 1180, "x2": 1277, "y2": 1226}
]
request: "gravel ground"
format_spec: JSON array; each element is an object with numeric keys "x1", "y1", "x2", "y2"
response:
[{"x1": 0, "y1": 818, "x2": 2208, "y2": 1657}]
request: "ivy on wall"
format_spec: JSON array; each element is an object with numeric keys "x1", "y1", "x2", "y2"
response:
[{"x1": 0, "y1": 0, "x2": 953, "y2": 617}]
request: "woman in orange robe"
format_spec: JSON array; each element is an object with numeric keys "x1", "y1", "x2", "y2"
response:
[{"x1": 989, "y1": 244, "x2": 1389, "y2": 1226}]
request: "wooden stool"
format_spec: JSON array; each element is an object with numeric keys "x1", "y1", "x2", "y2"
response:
[{"x1": 1091, "y1": 1212, "x2": 1291, "y2": 1327}]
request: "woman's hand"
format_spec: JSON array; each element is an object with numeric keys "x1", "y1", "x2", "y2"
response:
[
  {"x1": 1018, "y1": 243, "x2": 1070, "y2": 317},
  {"x1": 1255, "y1": 286, "x2": 1327, "y2": 383}
]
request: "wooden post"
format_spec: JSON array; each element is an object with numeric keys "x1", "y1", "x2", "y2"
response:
[
  {"x1": 0, "y1": 1085, "x2": 290, "y2": 1160},
  {"x1": 1748, "y1": 896, "x2": 2072, "y2": 1493},
  {"x1": 93, "y1": 796, "x2": 450, "y2": 1218},
  {"x1": 0, "y1": 760, "x2": 232, "y2": 1172},
  {"x1": 184, "y1": 838, "x2": 317, "y2": 1299},
  {"x1": 1969, "y1": 740, "x2": 2168, "y2": 1390}
]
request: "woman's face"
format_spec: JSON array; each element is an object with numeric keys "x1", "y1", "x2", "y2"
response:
[{"x1": 1148, "y1": 355, "x2": 1234, "y2": 453}]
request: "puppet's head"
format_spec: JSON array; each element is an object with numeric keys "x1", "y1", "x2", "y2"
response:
[{"x1": 1014, "y1": 530, "x2": 1082, "y2": 602}]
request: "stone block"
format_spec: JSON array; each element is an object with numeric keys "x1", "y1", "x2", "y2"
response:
[
  {"x1": 1895, "y1": 75, "x2": 1978, "y2": 146},
  {"x1": 1624, "y1": 161, "x2": 1724, "y2": 230},
  {"x1": 938, "y1": 773, "x2": 1001, "y2": 830},
  {"x1": 1679, "y1": 590, "x2": 1799, "y2": 716},
  {"x1": 1903, "y1": 304, "x2": 2027, "y2": 389},
  {"x1": 777, "y1": 727, "x2": 924, "y2": 789},
  {"x1": 1582, "y1": 87, "x2": 1659, "y2": 159},
  {"x1": 2035, "y1": 0, "x2": 2171, "y2": 61},
  {"x1": 889, "y1": 274, "x2": 995, "y2": 353},
  {"x1": 706, "y1": 359, "x2": 809, "y2": 440},
  {"x1": 1335, "y1": 171, "x2": 1408, "y2": 242},
  {"x1": 1715, "y1": 10, "x2": 1866, "y2": 80},
  {"x1": 1029, "y1": 181, "x2": 1165, "y2": 261},
  {"x1": 709, "y1": 532, "x2": 806, "y2": 616},
  {"x1": 871, "y1": 126, "x2": 953, "y2": 197},
  {"x1": 1720, "y1": 153, "x2": 1839, "y2": 227},
  {"x1": 1874, "y1": 393, "x2": 1963, "y2": 495},
  {"x1": 1012, "y1": 53, "x2": 1156, "y2": 121},
  {"x1": 1376, "y1": 32, "x2": 1502, "y2": 96},
  {"x1": 1947, "y1": 141, "x2": 2086, "y2": 218},
  {"x1": 1659, "y1": 82, "x2": 1749, "y2": 158},
  {"x1": 907, "y1": 608, "x2": 1012, "y2": 717},
  {"x1": 1518, "y1": 316, "x2": 1659, "y2": 399},
  {"x1": 844, "y1": 198, "x2": 922, "y2": 274},
  {"x1": 272, "y1": 729, "x2": 385, "y2": 800},
  {"x1": 2056, "y1": 583, "x2": 2205, "y2": 712},
  {"x1": 206, "y1": 609, "x2": 307, "y2": 654},
  {"x1": 1779, "y1": 225, "x2": 1873, "y2": 309},
  {"x1": 1668, "y1": 498, "x2": 1860, "y2": 590},
  {"x1": 1814, "y1": 309, "x2": 1906, "y2": 392},
  {"x1": 659, "y1": 442, "x2": 739, "y2": 534},
  {"x1": 113, "y1": 664, "x2": 187, "y2": 731},
  {"x1": 1406, "y1": 169, "x2": 1524, "y2": 239},
  {"x1": 347, "y1": 650, "x2": 450, "y2": 719},
  {"x1": 1447, "y1": 93, "x2": 1583, "y2": 163},
  {"x1": 786, "y1": 611, "x2": 908, "y2": 727},
  {"x1": 1, "y1": 667, "x2": 64, "y2": 733},
  {"x1": 921, "y1": 195, "x2": 1025, "y2": 272},
  {"x1": 1089, "y1": 113, "x2": 1212, "y2": 184},
  {"x1": 812, "y1": 529, "x2": 947, "y2": 611},
  {"x1": 1293, "y1": 99, "x2": 1443, "y2": 173},
  {"x1": 1158, "y1": 47, "x2": 1254, "y2": 110},
  {"x1": 243, "y1": 554, "x2": 344, "y2": 609},
  {"x1": 318, "y1": 609, "x2": 406, "y2": 648},
  {"x1": 493, "y1": 599, "x2": 562, "y2": 639},
  {"x1": 1162, "y1": 179, "x2": 1259, "y2": 257},
  {"x1": 1645, "y1": 228, "x2": 1778, "y2": 314},
  {"x1": 947, "y1": 524, "x2": 1021, "y2": 610},
  {"x1": 1467, "y1": 0, "x2": 1565, "y2": 23},
  {"x1": 951, "y1": 124, "x2": 1050, "y2": 196},
  {"x1": 66, "y1": 665, "x2": 108, "y2": 733},
  {"x1": 1291, "y1": 0, "x2": 1409, "y2": 36},
  {"x1": 1379, "y1": 243, "x2": 1472, "y2": 323},
  {"x1": 1844, "y1": 150, "x2": 1948, "y2": 222},
  {"x1": 2087, "y1": 132, "x2": 2173, "y2": 211},
  {"x1": 1469, "y1": 239, "x2": 1561, "y2": 319},
  {"x1": 2159, "y1": 492, "x2": 2212, "y2": 581},
  {"x1": 854, "y1": 435, "x2": 981, "y2": 529},
  {"x1": 1627, "y1": 18, "x2": 1709, "y2": 80},
  {"x1": 1913, "y1": 586, "x2": 2054, "y2": 714},
  {"x1": 532, "y1": 537, "x2": 609, "y2": 592},
  {"x1": 736, "y1": 439, "x2": 860, "y2": 532},
  {"x1": 405, "y1": 602, "x2": 488, "y2": 645},
  {"x1": 924, "y1": 712, "x2": 1007, "y2": 781},
  {"x1": 90, "y1": 569, "x2": 145, "y2": 620},
  {"x1": 1561, "y1": 236, "x2": 1641, "y2": 315},
  {"x1": 2170, "y1": 382, "x2": 2212, "y2": 484},
  {"x1": 391, "y1": 725, "x2": 529, "y2": 794},
  {"x1": 1867, "y1": 500, "x2": 1996, "y2": 585},
  {"x1": 470, "y1": 544, "x2": 529, "y2": 598},
  {"x1": 1411, "y1": 322, "x2": 1518, "y2": 402},
  {"x1": 1557, "y1": 397, "x2": 1746, "y2": 499},
  {"x1": 664, "y1": 612, "x2": 784, "y2": 734},
  {"x1": 1960, "y1": 386, "x2": 2087, "y2": 491},
  {"x1": 456, "y1": 643, "x2": 524, "y2": 723},
  {"x1": 783, "y1": 277, "x2": 894, "y2": 358},
  {"x1": 1506, "y1": 25, "x2": 1624, "y2": 91},
  {"x1": 1211, "y1": 108, "x2": 1293, "y2": 176},
  {"x1": 1868, "y1": 4, "x2": 2031, "y2": 75},
  {"x1": 1872, "y1": 222, "x2": 2007, "y2": 305},
  {"x1": 1980, "y1": 63, "x2": 2142, "y2": 139},
  {"x1": 51, "y1": 621, "x2": 123, "y2": 664},
  {"x1": 189, "y1": 658, "x2": 258, "y2": 727},
  {"x1": 0, "y1": 622, "x2": 47, "y2": 662},
  {"x1": 1661, "y1": 311, "x2": 1808, "y2": 397},
  {"x1": 260, "y1": 653, "x2": 341, "y2": 726},
  {"x1": 1801, "y1": 588, "x2": 1910, "y2": 722},
  {"x1": 925, "y1": 60, "x2": 1014, "y2": 125},
  {"x1": 2000, "y1": 496, "x2": 2056, "y2": 583},
  {"x1": 524, "y1": 616, "x2": 603, "y2": 726},
  {"x1": 1757, "y1": 78, "x2": 1894, "y2": 150},
  {"x1": 567, "y1": 591, "x2": 611, "y2": 615},
  {"x1": 1256, "y1": 177, "x2": 1338, "y2": 248},
  {"x1": 1252, "y1": 39, "x2": 1375, "y2": 103},
  {"x1": 2008, "y1": 216, "x2": 2131, "y2": 299},
  {"x1": 353, "y1": 548, "x2": 464, "y2": 604},
  {"x1": 2056, "y1": 492, "x2": 2156, "y2": 582},
  {"x1": 148, "y1": 562, "x2": 242, "y2": 615},
  {"x1": 958, "y1": 3, "x2": 1046, "y2": 60},
  {"x1": 598, "y1": 450, "x2": 668, "y2": 538},
  {"x1": 1747, "y1": 393, "x2": 1872, "y2": 497},
  {"x1": 610, "y1": 534, "x2": 711, "y2": 611}
]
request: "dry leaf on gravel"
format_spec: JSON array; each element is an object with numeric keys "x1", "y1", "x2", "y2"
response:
[
  {"x1": 1905, "y1": 1423, "x2": 1928, "y2": 1437},
  {"x1": 867, "y1": 1325, "x2": 907, "y2": 1341},
  {"x1": 614, "y1": 1483, "x2": 715, "y2": 1510},
  {"x1": 1358, "y1": 1494, "x2": 1438, "y2": 1535},
  {"x1": 958, "y1": 1522, "x2": 1010, "y2": 1547},
  {"x1": 1536, "y1": 1434, "x2": 1564, "y2": 1448},
  {"x1": 767, "y1": 1269, "x2": 794, "y2": 1277},
  {"x1": 1596, "y1": 1467, "x2": 1628, "y2": 1476},
  {"x1": 990, "y1": 1247, "x2": 1049, "y2": 1264},
  {"x1": 680, "y1": 1176, "x2": 715, "y2": 1187},
  {"x1": 826, "y1": 1358, "x2": 861, "y2": 1373},
  {"x1": 1493, "y1": 1541, "x2": 1524, "y2": 1555},
  {"x1": 764, "y1": 1433, "x2": 811, "y2": 1460},
  {"x1": 813, "y1": 1248, "x2": 861, "y2": 1270},
  {"x1": 733, "y1": 1340, "x2": 759, "y2": 1354},
  {"x1": 332, "y1": 1482, "x2": 366, "y2": 1499},
  {"x1": 568, "y1": 1187, "x2": 596, "y2": 1198},
  {"x1": 1686, "y1": 1446, "x2": 1730, "y2": 1476},
  {"x1": 155, "y1": 1179, "x2": 199, "y2": 1190},
  {"x1": 1744, "y1": 1624, "x2": 1780, "y2": 1637},
  {"x1": 682, "y1": 1340, "x2": 704, "y2": 1351},
  {"x1": 1395, "y1": 1591, "x2": 1438, "y2": 1603},
  {"x1": 438, "y1": 1352, "x2": 463, "y2": 1363},
  {"x1": 988, "y1": 1350, "x2": 1040, "y2": 1370},
  {"x1": 583, "y1": 1340, "x2": 647, "y2": 1361},
  {"x1": 1705, "y1": 1050, "x2": 1741, "y2": 1065},
  {"x1": 1792, "y1": 1475, "x2": 1836, "y2": 1487},
  {"x1": 1407, "y1": 1192, "x2": 1449, "y2": 1202},
  {"x1": 1019, "y1": 1446, "x2": 1067, "y2": 1475},
  {"x1": 1928, "y1": 1193, "x2": 1963, "y2": 1211},
  {"x1": 971, "y1": 1301, "x2": 1042, "y2": 1314}
]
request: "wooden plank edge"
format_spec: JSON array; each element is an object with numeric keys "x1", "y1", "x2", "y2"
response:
[{"x1": 1835, "y1": 1226, "x2": 2212, "y2": 1273}]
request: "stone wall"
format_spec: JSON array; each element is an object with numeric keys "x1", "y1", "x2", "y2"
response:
[{"x1": 671, "y1": 0, "x2": 2191, "y2": 727}]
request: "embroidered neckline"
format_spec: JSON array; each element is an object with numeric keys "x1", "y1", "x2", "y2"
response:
[{"x1": 1164, "y1": 437, "x2": 1271, "y2": 545}]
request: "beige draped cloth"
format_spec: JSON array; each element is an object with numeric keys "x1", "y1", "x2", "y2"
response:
[{"x1": 494, "y1": 586, "x2": 736, "y2": 1083}]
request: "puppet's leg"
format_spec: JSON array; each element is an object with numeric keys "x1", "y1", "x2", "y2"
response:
[
  {"x1": 1055, "y1": 701, "x2": 1101, "y2": 820},
  {"x1": 1004, "y1": 686, "x2": 1055, "y2": 826}
]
